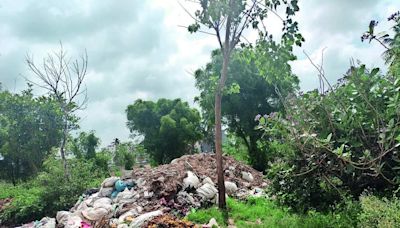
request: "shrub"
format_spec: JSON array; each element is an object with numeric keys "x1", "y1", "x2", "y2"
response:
[
  {"x1": 358, "y1": 195, "x2": 400, "y2": 228},
  {"x1": 259, "y1": 64, "x2": 400, "y2": 211},
  {"x1": 0, "y1": 182, "x2": 44, "y2": 225},
  {"x1": 0, "y1": 154, "x2": 108, "y2": 225}
]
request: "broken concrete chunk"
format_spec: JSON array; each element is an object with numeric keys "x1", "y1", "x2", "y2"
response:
[
  {"x1": 102, "y1": 176, "x2": 120, "y2": 188},
  {"x1": 197, "y1": 183, "x2": 218, "y2": 200},
  {"x1": 183, "y1": 171, "x2": 200, "y2": 189},
  {"x1": 129, "y1": 210, "x2": 163, "y2": 228},
  {"x1": 225, "y1": 181, "x2": 238, "y2": 195}
]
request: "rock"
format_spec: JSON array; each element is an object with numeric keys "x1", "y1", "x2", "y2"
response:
[
  {"x1": 117, "y1": 224, "x2": 129, "y2": 228},
  {"x1": 129, "y1": 210, "x2": 163, "y2": 227},
  {"x1": 102, "y1": 176, "x2": 120, "y2": 188},
  {"x1": 241, "y1": 171, "x2": 254, "y2": 182},
  {"x1": 207, "y1": 218, "x2": 219, "y2": 228},
  {"x1": 224, "y1": 181, "x2": 238, "y2": 195},
  {"x1": 99, "y1": 186, "x2": 114, "y2": 197},
  {"x1": 183, "y1": 171, "x2": 200, "y2": 189},
  {"x1": 170, "y1": 158, "x2": 179, "y2": 164},
  {"x1": 81, "y1": 207, "x2": 109, "y2": 221},
  {"x1": 197, "y1": 183, "x2": 218, "y2": 200}
]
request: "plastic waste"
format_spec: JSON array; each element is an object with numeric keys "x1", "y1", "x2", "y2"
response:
[
  {"x1": 197, "y1": 183, "x2": 218, "y2": 200},
  {"x1": 183, "y1": 171, "x2": 200, "y2": 189},
  {"x1": 224, "y1": 181, "x2": 238, "y2": 195}
]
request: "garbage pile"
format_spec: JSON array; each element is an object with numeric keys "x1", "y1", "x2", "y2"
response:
[{"x1": 18, "y1": 154, "x2": 267, "y2": 228}]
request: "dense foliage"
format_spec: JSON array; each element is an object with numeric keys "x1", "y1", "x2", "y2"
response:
[
  {"x1": 0, "y1": 86, "x2": 63, "y2": 184},
  {"x1": 126, "y1": 98, "x2": 202, "y2": 164},
  {"x1": 0, "y1": 153, "x2": 109, "y2": 225},
  {"x1": 195, "y1": 39, "x2": 299, "y2": 171},
  {"x1": 69, "y1": 131, "x2": 100, "y2": 159},
  {"x1": 258, "y1": 13, "x2": 400, "y2": 211}
]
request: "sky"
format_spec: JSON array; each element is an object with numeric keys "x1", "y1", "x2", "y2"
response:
[{"x1": 0, "y1": 0, "x2": 399, "y2": 147}]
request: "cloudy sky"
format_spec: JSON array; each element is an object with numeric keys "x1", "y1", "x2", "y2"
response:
[{"x1": 1, "y1": 0, "x2": 399, "y2": 146}]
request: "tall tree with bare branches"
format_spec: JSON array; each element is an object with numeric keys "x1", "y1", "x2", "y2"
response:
[
  {"x1": 186, "y1": 0, "x2": 303, "y2": 208},
  {"x1": 25, "y1": 45, "x2": 88, "y2": 178}
]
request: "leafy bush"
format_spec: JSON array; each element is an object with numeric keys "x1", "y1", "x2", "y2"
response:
[
  {"x1": 0, "y1": 182, "x2": 44, "y2": 225},
  {"x1": 36, "y1": 156, "x2": 107, "y2": 216},
  {"x1": 358, "y1": 195, "x2": 400, "y2": 228},
  {"x1": 0, "y1": 154, "x2": 108, "y2": 225},
  {"x1": 259, "y1": 64, "x2": 400, "y2": 211},
  {"x1": 222, "y1": 134, "x2": 250, "y2": 164}
]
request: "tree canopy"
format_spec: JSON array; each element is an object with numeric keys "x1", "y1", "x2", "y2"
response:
[
  {"x1": 126, "y1": 98, "x2": 202, "y2": 164},
  {"x1": 195, "y1": 38, "x2": 299, "y2": 171},
  {"x1": 0, "y1": 85, "x2": 63, "y2": 183}
]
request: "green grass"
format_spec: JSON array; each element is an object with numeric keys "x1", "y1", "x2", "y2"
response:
[{"x1": 186, "y1": 197, "x2": 356, "y2": 228}]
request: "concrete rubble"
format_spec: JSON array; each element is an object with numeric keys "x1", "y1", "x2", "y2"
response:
[{"x1": 18, "y1": 154, "x2": 267, "y2": 228}]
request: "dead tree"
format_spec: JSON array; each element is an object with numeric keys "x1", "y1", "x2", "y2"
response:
[{"x1": 26, "y1": 44, "x2": 88, "y2": 178}]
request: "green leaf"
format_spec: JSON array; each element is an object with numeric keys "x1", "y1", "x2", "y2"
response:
[
  {"x1": 370, "y1": 68, "x2": 379, "y2": 76},
  {"x1": 259, "y1": 117, "x2": 266, "y2": 125}
]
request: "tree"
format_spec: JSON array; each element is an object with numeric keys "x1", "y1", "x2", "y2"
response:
[
  {"x1": 126, "y1": 98, "x2": 202, "y2": 164},
  {"x1": 361, "y1": 11, "x2": 400, "y2": 75},
  {"x1": 26, "y1": 44, "x2": 88, "y2": 178},
  {"x1": 114, "y1": 142, "x2": 136, "y2": 170},
  {"x1": 195, "y1": 41, "x2": 299, "y2": 171},
  {"x1": 187, "y1": 0, "x2": 303, "y2": 208},
  {"x1": 0, "y1": 85, "x2": 63, "y2": 184},
  {"x1": 70, "y1": 131, "x2": 100, "y2": 159}
]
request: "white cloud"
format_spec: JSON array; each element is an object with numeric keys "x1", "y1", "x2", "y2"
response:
[{"x1": 0, "y1": 0, "x2": 399, "y2": 146}]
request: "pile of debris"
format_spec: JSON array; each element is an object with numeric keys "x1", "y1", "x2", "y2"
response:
[{"x1": 19, "y1": 154, "x2": 267, "y2": 228}]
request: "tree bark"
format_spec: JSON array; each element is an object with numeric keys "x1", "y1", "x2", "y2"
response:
[
  {"x1": 215, "y1": 50, "x2": 230, "y2": 209},
  {"x1": 60, "y1": 113, "x2": 71, "y2": 179}
]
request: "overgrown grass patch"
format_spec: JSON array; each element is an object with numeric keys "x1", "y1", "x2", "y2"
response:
[{"x1": 187, "y1": 197, "x2": 356, "y2": 228}]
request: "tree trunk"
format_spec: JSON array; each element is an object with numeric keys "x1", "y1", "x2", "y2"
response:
[
  {"x1": 215, "y1": 50, "x2": 230, "y2": 209},
  {"x1": 60, "y1": 117, "x2": 71, "y2": 179}
]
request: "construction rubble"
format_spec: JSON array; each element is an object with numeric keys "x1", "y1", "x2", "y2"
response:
[{"x1": 18, "y1": 154, "x2": 267, "y2": 228}]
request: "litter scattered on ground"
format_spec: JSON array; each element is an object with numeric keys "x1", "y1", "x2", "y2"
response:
[{"x1": 18, "y1": 154, "x2": 267, "y2": 227}]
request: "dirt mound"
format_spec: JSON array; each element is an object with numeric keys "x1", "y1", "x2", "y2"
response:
[
  {"x1": 131, "y1": 154, "x2": 265, "y2": 200},
  {"x1": 19, "y1": 154, "x2": 267, "y2": 228}
]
